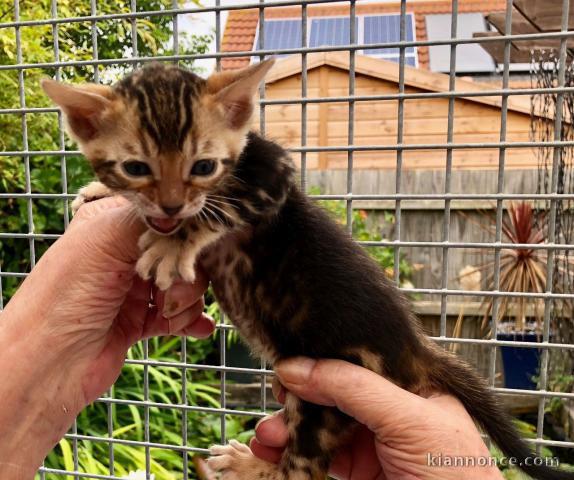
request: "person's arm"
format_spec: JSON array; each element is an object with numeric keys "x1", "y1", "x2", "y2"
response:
[
  {"x1": 251, "y1": 358, "x2": 504, "y2": 480},
  {"x1": 0, "y1": 197, "x2": 214, "y2": 478}
]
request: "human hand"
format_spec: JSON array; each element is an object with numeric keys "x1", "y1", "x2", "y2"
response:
[
  {"x1": 0, "y1": 197, "x2": 214, "y2": 476},
  {"x1": 250, "y1": 358, "x2": 503, "y2": 480}
]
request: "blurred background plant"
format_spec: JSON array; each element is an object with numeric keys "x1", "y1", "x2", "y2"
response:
[{"x1": 458, "y1": 202, "x2": 574, "y2": 333}]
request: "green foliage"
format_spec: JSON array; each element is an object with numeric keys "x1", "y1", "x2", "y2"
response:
[
  {"x1": 547, "y1": 372, "x2": 574, "y2": 419},
  {"x1": 492, "y1": 419, "x2": 574, "y2": 477},
  {"x1": 0, "y1": 0, "x2": 212, "y2": 304},
  {"x1": 38, "y1": 337, "x2": 253, "y2": 479},
  {"x1": 311, "y1": 187, "x2": 413, "y2": 285}
]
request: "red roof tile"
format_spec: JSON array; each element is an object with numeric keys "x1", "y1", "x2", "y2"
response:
[{"x1": 221, "y1": 0, "x2": 507, "y2": 70}]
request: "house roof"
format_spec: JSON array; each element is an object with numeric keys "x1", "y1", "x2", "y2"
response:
[
  {"x1": 221, "y1": 0, "x2": 507, "y2": 71},
  {"x1": 265, "y1": 52, "x2": 538, "y2": 117}
]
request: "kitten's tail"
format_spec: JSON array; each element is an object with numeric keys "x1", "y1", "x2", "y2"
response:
[{"x1": 429, "y1": 352, "x2": 574, "y2": 480}]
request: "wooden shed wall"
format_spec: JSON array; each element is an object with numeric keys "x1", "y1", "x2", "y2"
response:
[{"x1": 255, "y1": 65, "x2": 535, "y2": 170}]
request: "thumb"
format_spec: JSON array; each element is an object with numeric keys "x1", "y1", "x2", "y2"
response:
[
  {"x1": 275, "y1": 357, "x2": 426, "y2": 435},
  {"x1": 68, "y1": 196, "x2": 146, "y2": 263}
]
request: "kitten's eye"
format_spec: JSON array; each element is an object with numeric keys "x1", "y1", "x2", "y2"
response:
[
  {"x1": 123, "y1": 161, "x2": 152, "y2": 177},
  {"x1": 191, "y1": 159, "x2": 216, "y2": 176}
]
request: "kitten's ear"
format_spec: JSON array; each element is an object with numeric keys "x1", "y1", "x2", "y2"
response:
[
  {"x1": 41, "y1": 79, "x2": 113, "y2": 141},
  {"x1": 208, "y1": 59, "x2": 275, "y2": 129}
]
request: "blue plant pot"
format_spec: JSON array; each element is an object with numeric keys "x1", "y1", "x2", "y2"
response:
[{"x1": 497, "y1": 332, "x2": 542, "y2": 390}]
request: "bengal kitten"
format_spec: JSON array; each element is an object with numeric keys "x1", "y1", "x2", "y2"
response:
[{"x1": 42, "y1": 62, "x2": 571, "y2": 480}]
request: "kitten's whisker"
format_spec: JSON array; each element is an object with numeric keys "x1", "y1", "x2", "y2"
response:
[
  {"x1": 228, "y1": 174, "x2": 247, "y2": 186},
  {"x1": 208, "y1": 194, "x2": 241, "y2": 205},
  {"x1": 198, "y1": 207, "x2": 215, "y2": 228},
  {"x1": 206, "y1": 200, "x2": 238, "y2": 226},
  {"x1": 209, "y1": 193, "x2": 237, "y2": 201},
  {"x1": 207, "y1": 204, "x2": 230, "y2": 228},
  {"x1": 203, "y1": 204, "x2": 225, "y2": 227},
  {"x1": 206, "y1": 196, "x2": 239, "y2": 210},
  {"x1": 206, "y1": 200, "x2": 235, "y2": 221}
]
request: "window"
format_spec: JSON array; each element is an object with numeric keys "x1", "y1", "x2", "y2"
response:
[
  {"x1": 256, "y1": 14, "x2": 418, "y2": 66},
  {"x1": 426, "y1": 13, "x2": 495, "y2": 73}
]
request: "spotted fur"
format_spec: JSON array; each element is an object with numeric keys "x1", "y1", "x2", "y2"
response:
[{"x1": 43, "y1": 63, "x2": 572, "y2": 480}]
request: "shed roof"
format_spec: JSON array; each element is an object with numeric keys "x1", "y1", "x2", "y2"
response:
[
  {"x1": 266, "y1": 52, "x2": 534, "y2": 117},
  {"x1": 221, "y1": 0, "x2": 507, "y2": 70}
]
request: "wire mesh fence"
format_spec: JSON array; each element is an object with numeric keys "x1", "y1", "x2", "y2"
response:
[{"x1": 1, "y1": 0, "x2": 574, "y2": 478}]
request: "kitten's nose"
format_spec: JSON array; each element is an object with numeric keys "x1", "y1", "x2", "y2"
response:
[{"x1": 161, "y1": 204, "x2": 183, "y2": 216}]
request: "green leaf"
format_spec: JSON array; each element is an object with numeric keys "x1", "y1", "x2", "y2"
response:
[{"x1": 58, "y1": 439, "x2": 75, "y2": 479}]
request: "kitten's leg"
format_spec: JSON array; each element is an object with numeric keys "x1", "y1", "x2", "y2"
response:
[
  {"x1": 136, "y1": 226, "x2": 224, "y2": 290},
  {"x1": 71, "y1": 181, "x2": 113, "y2": 214},
  {"x1": 208, "y1": 394, "x2": 354, "y2": 480}
]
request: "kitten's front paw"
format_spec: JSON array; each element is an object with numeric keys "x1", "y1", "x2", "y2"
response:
[
  {"x1": 208, "y1": 441, "x2": 276, "y2": 480},
  {"x1": 72, "y1": 181, "x2": 113, "y2": 214},
  {"x1": 136, "y1": 235, "x2": 179, "y2": 290},
  {"x1": 136, "y1": 231, "x2": 197, "y2": 290}
]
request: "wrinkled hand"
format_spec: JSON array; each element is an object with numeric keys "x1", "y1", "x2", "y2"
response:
[
  {"x1": 250, "y1": 358, "x2": 503, "y2": 480},
  {"x1": 0, "y1": 197, "x2": 214, "y2": 474}
]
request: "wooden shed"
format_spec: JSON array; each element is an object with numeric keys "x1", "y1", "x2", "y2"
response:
[{"x1": 257, "y1": 52, "x2": 537, "y2": 171}]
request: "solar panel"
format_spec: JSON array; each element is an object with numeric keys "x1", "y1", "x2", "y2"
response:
[
  {"x1": 364, "y1": 14, "x2": 415, "y2": 56},
  {"x1": 259, "y1": 15, "x2": 418, "y2": 66},
  {"x1": 309, "y1": 18, "x2": 359, "y2": 47},
  {"x1": 263, "y1": 19, "x2": 303, "y2": 53}
]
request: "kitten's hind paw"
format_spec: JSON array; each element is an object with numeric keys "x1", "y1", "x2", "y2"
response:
[
  {"x1": 208, "y1": 441, "x2": 279, "y2": 480},
  {"x1": 72, "y1": 181, "x2": 113, "y2": 214}
]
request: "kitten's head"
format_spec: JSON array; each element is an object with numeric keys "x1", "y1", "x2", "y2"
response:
[{"x1": 41, "y1": 60, "x2": 274, "y2": 234}]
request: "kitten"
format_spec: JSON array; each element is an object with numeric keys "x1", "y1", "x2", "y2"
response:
[{"x1": 42, "y1": 62, "x2": 572, "y2": 480}]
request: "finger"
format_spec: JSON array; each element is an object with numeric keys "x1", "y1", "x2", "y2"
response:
[
  {"x1": 126, "y1": 276, "x2": 153, "y2": 302},
  {"x1": 275, "y1": 358, "x2": 426, "y2": 435},
  {"x1": 69, "y1": 199, "x2": 145, "y2": 263},
  {"x1": 71, "y1": 196, "x2": 131, "y2": 222},
  {"x1": 249, "y1": 438, "x2": 284, "y2": 464},
  {"x1": 168, "y1": 299, "x2": 204, "y2": 333},
  {"x1": 141, "y1": 305, "x2": 169, "y2": 339},
  {"x1": 175, "y1": 313, "x2": 215, "y2": 338},
  {"x1": 163, "y1": 273, "x2": 209, "y2": 318},
  {"x1": 254, "y1": 411, "x2": 288, "y2": 448},
  {"x1": 329, "y1": 426, "x2": 383, "y2": 480},
  {"x1": 271, "y1": 377, "x2": 286, "y2": 404}
]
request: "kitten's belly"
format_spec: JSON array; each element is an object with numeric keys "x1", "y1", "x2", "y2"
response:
[{"x1": 200, "y1": 233, "x2": 279, "y2": 364}]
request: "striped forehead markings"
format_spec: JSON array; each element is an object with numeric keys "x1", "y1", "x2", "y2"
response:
[{"x1": 115, "y1": 64, "x2": 206, "y2": 152}]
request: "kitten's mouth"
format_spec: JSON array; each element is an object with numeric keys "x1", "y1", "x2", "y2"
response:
[{"x1": 145, "y1": 217, "x2": 184, "y2": 235}]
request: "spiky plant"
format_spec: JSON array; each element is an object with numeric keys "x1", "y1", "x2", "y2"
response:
[{"x1": 462, "y1": 202, "x2": 559, "y2": 332}]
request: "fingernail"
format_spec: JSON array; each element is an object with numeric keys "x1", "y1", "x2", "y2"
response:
[
  {"x1": 163, "y1": 283, "x2": 203, "y2": 318},
  {"x1": 255, "y1": 416, "x2": 273, "y2": 432},
  {"x1": 163, "y1": 286, "x2": 185, "y2": 318},
  {"x1": 276, "y1": 358, "x2": 316, "y2": 385},
  {"x1": 255, "y1": 409, "x2": 283, "y2": 433},
  {"x1": 163, "y1": 299, "x2": 181, "y2": 319}
]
